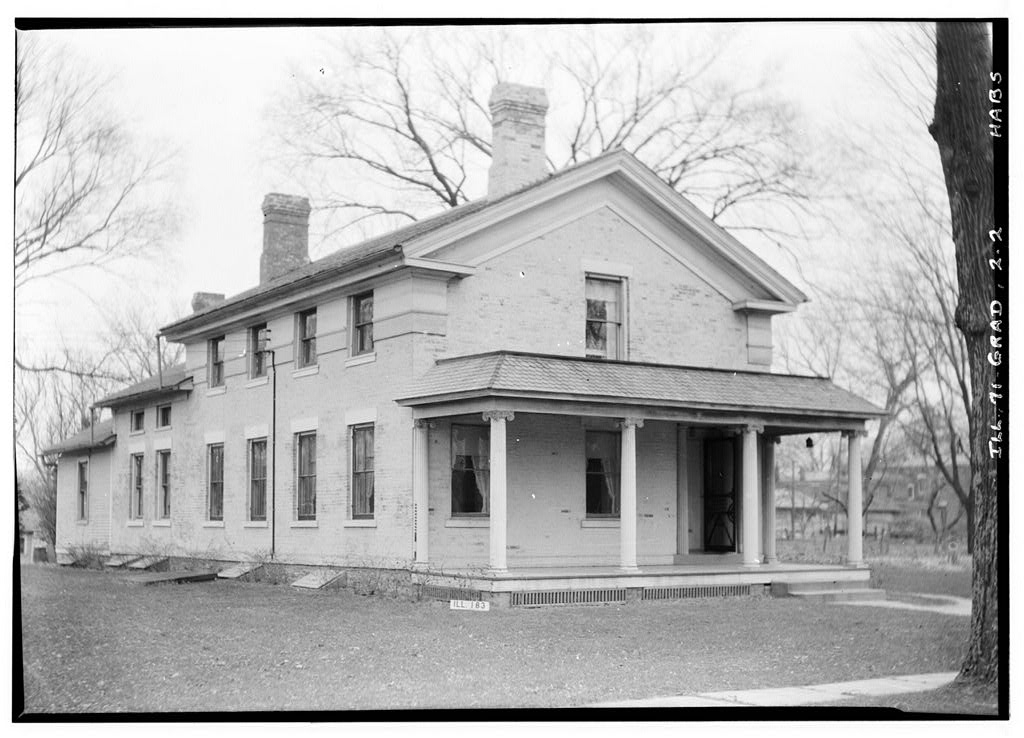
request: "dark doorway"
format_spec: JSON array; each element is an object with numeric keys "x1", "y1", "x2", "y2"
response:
[{"x1": 704, "y1": 438, "x2": 736, "y2": 551}]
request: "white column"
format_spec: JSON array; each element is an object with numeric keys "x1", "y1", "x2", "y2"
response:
[
  {"x1": 412, "y1": 419, "x2": 432, "y2": 568},
  {"x1": 483, "y1": 410, "x2": 514, "y2": 573},
  {"x1": 846, "y1": 429, "x2": 865, "y2": 566},
  {"x1": 763, "y1": 437, "x2": 778, "y2": 564},
  {"x1": 620, "y1": 417, "x2": 644, "y2": 571},
  {"x1": 675, "y1": 425, "x2": 689, "y2": 558},
  {"x1": 741, "y1": 424, "x2": 763, "y2": 567}
]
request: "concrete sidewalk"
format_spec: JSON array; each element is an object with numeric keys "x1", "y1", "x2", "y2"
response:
[{"x1": 592, "y1": 671, "x2": 958, "y2": 708}]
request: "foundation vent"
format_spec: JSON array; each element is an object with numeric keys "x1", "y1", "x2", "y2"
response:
[
  {"x1": 642, "y1": 584, "x2": 759, "y2": 601},
  {"x1": 510, "y1": 588, "x2": 628, "y2": 607},
  {"x1": 420, "y1": 585, "x2": 483, "y2": 602}
]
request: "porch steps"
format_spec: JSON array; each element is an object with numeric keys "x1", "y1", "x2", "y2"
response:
[
  {"x1": 290, "y1": 569, "x2": 344, "y2": 590},
  {"x1": 217, "y1": 562, "x2": 263, "y2": 580},
  {"x1": 773, "y1": 580, "x2": 886, "y2": 602},
  {"x1": 129, "y1": 569, "x2": 217, "y2": 586},
  {"x1": 104, "y1": 554, "x2": 143, "y2": 568},
  {"x1": 128, "y1": 556, "x2": 168, "y2": 571}
]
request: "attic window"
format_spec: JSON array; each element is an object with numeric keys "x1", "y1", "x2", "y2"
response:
[{"x1": 585, "y1": 276, "x2": 624, "y2": 360}]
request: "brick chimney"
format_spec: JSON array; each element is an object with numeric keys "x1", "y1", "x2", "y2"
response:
[
  {"x1": 191, "y1": 292, "x2": 225, "y2": 313},
  {"x1": 260, "y1": 193, "x2": 311, "y2": 284},
  {"x1": 488, "y1": 83, "x2": 549, "y2": 200}
]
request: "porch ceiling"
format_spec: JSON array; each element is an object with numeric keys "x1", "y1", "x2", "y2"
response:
[{"x1": 396, "y1": 351, "x2": 885, "y2": 433}]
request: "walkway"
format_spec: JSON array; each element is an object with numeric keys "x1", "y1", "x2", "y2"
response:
[
  {"x1": 592, "y1": 672, "x2": 958, "y2": 708},
  {"x1": 836, "y1": 593, "x2": 971, "y2": 617}
]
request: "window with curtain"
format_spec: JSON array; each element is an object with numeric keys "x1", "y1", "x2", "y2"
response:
[
  {"x1": 351, "y1": 424, "x2": 374, "y2": 519},
  {"x1": 585, "y1": 430, "x2": 620, "y2": 517},
  {"x1": 296, "y1": 432, "x2": 317, "y2": 520},
  {"x1": 585, "y1": 276, "x2": 623, "y2": 359},
  {"x1": 451, "y1": 424, "x2": 489, "y2": 515}
]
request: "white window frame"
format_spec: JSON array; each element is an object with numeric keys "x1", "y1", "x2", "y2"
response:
[
  {"x1": 295, "y1": 431, "x2": 317, "y2": 521},
  {"x1": 129, "y1": 453, "x2": 145, "y2": 520},
  {"x1": 248, "y1": 437, "x2": 268, "y2": 522},
  {"x1": 350, "y1": 423, "x2": 375, "y2": 520},
  {"x1": 77, "y1": 459, "x2": 89, "y2": 521},
  {"x1": 584, "y1": 273, "x2": 628, "y2": 360},
  {"x1": 296, "y1": 308, "x2": 318, "y2": 368},
  {"x1": 207, "y1": 443, "x2": 224, "y2": 522},
  {"x1": 130, "y1": 409, "x2": 145, "y2": 434},
  {"x1": 156, "y1": 449, "x2": 171, "y2": 520},
  {"x1": 249, "y1": 323, "x2": 269, "y2": 379},
  {"x1": 351, "y1": 291, "x2": 374, "y2": 356},
  {"x1": 209, "y1": 336, "x2": 226, "y2": 388},
  {"x1": 156, "y1": 404, "x2": 172, "y2": 429}
]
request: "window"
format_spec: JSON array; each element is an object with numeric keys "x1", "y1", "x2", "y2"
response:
[
  {"x1": 451, "y1": 424, "x2": 489, "y2": 516},
  {"x1": 157, "y1": 450, "x2": 171, "y2": 519},
  {"x1": 585, "y1": 431, "x2": 620, "y2": 517},
  {"x1": 131, "y1": 409, "x2": 145, "y2": 433},
  {"x1": 157, "y1": 404, "x2": 172, "y2": 428},
  {"x1": 351, "y1": 424, "x2": 375, "y2": 519},
  {"x1": 209, "y1": 336, "x2": 226, "y2": 387},
  {"x1": 352, "y1": 292, "x2": 374, "y2": 355},
  {"x1": 130, "y1": 453, "x2": 144, "y2": 520},
  {"x1": 207, "y1": 444, "x2": 224, "y2": 521},
  {"x1": 249, "y1": 438, "x2": 267, "y2": 521},
  {"x1": 585, "y1": 276, "x2": 624, "y2": 359},
  {"x1": 249, "y1": 323, "x2": 269, "y2": 378},
  {"x1": 296, "y1": 432, "x2": 317, "y2": 520},
  {"x1": 77, "y1": 460, "x2": 88, "y2": 520},
  {"x1": 297, "y1": 309, "x2": 317, "y2": 367}
]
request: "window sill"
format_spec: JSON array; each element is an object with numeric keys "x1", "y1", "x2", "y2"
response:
[
  {"x1": 202, "y1": 521, "x2": 225, "y2": 528},
  {"x1": 445, "y1": 517, "x2": 489, "y2": 528},
  {"x1": 243, "y1": 521, "x2": 269, "y2": 528},
  {"x1": 345, "y1": 352, "x2": 376, "y2": 368},
  {"x1": 292, "y1": 365, "x2": 319, "y2": 379},
  {"x1": 206, "y1": 386, "x2": 226, "y2": 397},
  {"x1": 152, "y1": 519, "x2": 171, "y2": 527},
  {"x1": 76, "y1": 519, "x2": 89, "y2": 526},
  {"x1": 129, "y1": 430, "x2": 145, "y2": 437},
  {"x1": 126, "y1": 520, "x2": 145, "y2": 528},
  {"x1": 155, "y1": 425, "x2": 171, "y2": 433},
  {"x1": 581, "y1": 518, "x2": 620, "y2": 528},
  {"x1": 246, "y1": 375, "x2": 269, "y2": 388},
  {"x1": 344, "y1": 519, "x2": 376, "y2": 528},
  {"x1": 291, "y1": 520, "x2": 318, "y2": 528}
]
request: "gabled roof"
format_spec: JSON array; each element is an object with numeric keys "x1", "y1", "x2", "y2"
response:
[
  {"x1": 396, "y1": 351, "x2": 885, "y2": 420},
  {"x1": 40, "y1": 419, "x2": 116, "y2": 456},
  {"x1": 95, "y1": 364, "x2": 192, "y2": 408},
  {"x1": 161, "y1": 148, "x2": 807, "y2": 338}
]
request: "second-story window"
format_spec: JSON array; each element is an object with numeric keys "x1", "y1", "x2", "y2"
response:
[
  {"x1": 250, "y1": 323, "x2": 269, "y2": 378},
  {"x1": 130, "y1": 409, "x2": 145, "y2": 433},
  {"x1": 585, "y1": 276, "x2": 624, "y2": 360},
  {"x1": 209, "y1": 336, "x2": 226, "y2": 387},
  {"x1": 352, "y1": 292, "x2": 374, "y2": 355},
  {"x1": 297, "y1": 309, "x2": 317, "y2": 368},
  {"x1": 157, "y1": 405, "x2": 172, "y2": 428}
]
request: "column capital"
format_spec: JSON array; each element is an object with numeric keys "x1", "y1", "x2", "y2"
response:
[
  {"x1": 482, "y1": 410, "x2": 515, "y2": 423},
  {"x1": 842, "y1": 429, "x2": 869, "y2": 438},
  {"x1": 413, "y1": 419, "x2": 436, "y2": 430},
  {"x1": 620, "y1": 417, "x2": 645, "y2": 429},
  {"x1": 744, "y1": 424, "x2": 765, "y2": 435}
]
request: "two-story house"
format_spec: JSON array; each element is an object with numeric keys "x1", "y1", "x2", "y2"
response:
[{"x1": 50, "y1": 83, "x2": 884, "y2": 603}]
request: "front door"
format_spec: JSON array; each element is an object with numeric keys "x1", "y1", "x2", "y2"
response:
[{"x1": 704, "y1": 439, "x2": 736, "y2": 552}]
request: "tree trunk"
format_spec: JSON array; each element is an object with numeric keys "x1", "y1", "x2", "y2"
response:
[{"x1": 929, "y1": 22, "x2": 998, "y2": 686}]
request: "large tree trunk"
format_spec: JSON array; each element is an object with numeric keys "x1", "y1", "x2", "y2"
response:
[{"x1": 929, "y1": 22, "x2": 998, "y2": 685}]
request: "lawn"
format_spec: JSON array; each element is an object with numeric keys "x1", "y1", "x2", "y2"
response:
[{"x1": 18, "y1": 564, "x2": 971, "y2": 714}]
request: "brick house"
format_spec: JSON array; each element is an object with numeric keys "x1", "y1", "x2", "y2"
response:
[{"x1": 51, "y1": 83, "x2": 884, "y2": 599}]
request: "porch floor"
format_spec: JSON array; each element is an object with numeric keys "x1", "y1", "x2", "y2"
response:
[{"x1": 415, "y1": 560, "x2": 871, "y2": 595}]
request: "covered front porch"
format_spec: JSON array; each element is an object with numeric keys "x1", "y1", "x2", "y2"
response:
[{"x1": 397, "y1": 352, "x2": 885, "y2": 595}]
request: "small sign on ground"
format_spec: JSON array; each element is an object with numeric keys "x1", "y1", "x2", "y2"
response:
[{"x1": 450, "y1": 599, "x2": 490, "y2": 612}]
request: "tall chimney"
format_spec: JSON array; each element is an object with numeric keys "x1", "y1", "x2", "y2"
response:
[
  {"x1": 260, "y1": 193, "x2": 311, "y2": 284},
  {"x1": 191, "y1": 292, "x2": 225, "y2": 313},
  {"x1": 488, "y1": 83, "x2": 549, "y2": 200}
]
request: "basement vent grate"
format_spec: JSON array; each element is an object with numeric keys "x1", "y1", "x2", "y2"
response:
[
  {"x1": 420, "y1": 585, "x2": 483, "y2": 602},
  {"x1": 510, "y1": 589, "x2": 628, "y2": 607},
  {"x1": 642, "y1": 584, "x2": 756, "y2": 600}
]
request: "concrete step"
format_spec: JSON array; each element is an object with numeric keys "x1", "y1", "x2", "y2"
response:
[
  {"x1": 788, "y1": 588, "x2": 887, "y2": 602},
  {"x1": 105, "y1": 554, "x2": 142, "y2": 568},
  {"x1": 291, "y1": 569, "x2": 345, "y2": 589},
  {"x1": 775, "y1": 578, "x2": 869, "y2": 593},
  {"x1": 128, "y1": 556, "x2": 168, "y2": 571},
  {"x1": 130, "y1": 569, "x2": 217, "y2": 585}
]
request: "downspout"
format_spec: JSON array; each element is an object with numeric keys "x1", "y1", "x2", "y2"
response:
[
  {"x1": 269, "y1": 347, "x2": 277, "y2": 561},
  {"x1": 156, "y1": 334, "x2": 164, "y2": 388}
]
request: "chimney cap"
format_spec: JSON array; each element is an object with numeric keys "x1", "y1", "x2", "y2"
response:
[
  {"x1": 489, "y1": 82, "x2": 549, "y2": 114},
  {"x1": 262, "y1": 193, "x2": 311, "y2": 218}
]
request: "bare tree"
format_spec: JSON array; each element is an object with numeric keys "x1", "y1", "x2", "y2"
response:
[
  {"x1": 275, "y1": 26, "x2": 816, "y2": 252},
  {"x1": 929, "y1": 20, "x2": 998, "y2": 688}
]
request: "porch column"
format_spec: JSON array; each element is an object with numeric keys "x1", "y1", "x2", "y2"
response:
[
  {"x1": 620, "y1": 417, "x2": 644, "y2": 572},
  {"x1": 845, "y1": 429, "x2": 866, "y2": 566},
  {"x1": 483, "y1": 410, "x2": 514, "y2": 573},
  {"x1": 412, "y1": 419, "x2": 432, "y2": 568},
  {"x1": 762, "y1": 436, "x2": 778, "y2": 564},
  {"x1": 741, "y1": 424, "x2": 763, "y2": 567}
]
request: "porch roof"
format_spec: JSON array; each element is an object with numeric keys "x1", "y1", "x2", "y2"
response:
[
  {"x1": 395, "y1": 351, "x2": 885, "y2": 424},
  {"x1": 40, "y1": 419, "x2": 116, "y2": 456}
]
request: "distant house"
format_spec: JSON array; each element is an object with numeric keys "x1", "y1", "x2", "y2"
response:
[
  {"x1": 46, "y1": 83, "x2": 884, "y2": 599},
  {"x1": 19, "y1": 506, "x2": 54, "y2": 564}
]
